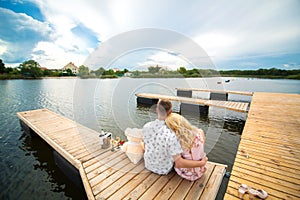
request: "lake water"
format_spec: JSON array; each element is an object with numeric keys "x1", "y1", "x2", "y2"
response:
[{"x1": 0, "y1": 77, "x2": 299, "y2": 199}]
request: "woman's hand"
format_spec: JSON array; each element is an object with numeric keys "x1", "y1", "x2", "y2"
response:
[
  {"x1": 174, "y1": 154, "x2": 208, "y2": 168},
  {"x1": 198, "y1": 129, "x2": 205, "y2": 143},
  {"x1": 201, "y1": 154, "x2": 208, "y2": 164}
]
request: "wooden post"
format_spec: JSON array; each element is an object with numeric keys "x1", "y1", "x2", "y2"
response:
[
  {"x1": 210, "y1": 92, "x2": 228, "y2": 101},
  {"x1": 180, "y1": 103, "x2": 209, "y2": 116},
  {"x1": 53, "y1": 150, "x2": 86, "y2": 191},
  {"x1": 177, "y1": 90, "x2": 192, "y2": 98},
  {"x1": 137, "y1": 97, "x2": 159, "y2": 106},
  {"x1": 19, "y1": 120, "x2": 38, "y2": 137}
]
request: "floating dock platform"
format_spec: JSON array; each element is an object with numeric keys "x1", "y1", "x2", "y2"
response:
[
  {"x1": 175, "y1": 88, "x2": 253, "y2": 96},
  {"x1": 224, "y1": 92, "x2": 300, "y2": 199},
  {"x1": 135, "y1": 93, "x2": 249, "y2": 113},
  {"x1": 176, "y1": 88, "x2": 253, "y2": 100},
  {"x1": 17, "y1": 109, "x2": 227, "y2": 200}
]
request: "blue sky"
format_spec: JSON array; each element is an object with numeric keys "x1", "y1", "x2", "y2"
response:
[{"x1": 0, "y1": 0, "x2": 300, "y2": 70}]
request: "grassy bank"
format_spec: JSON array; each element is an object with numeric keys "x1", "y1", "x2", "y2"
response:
[
  {"x1": 0, "y1": 74, "x2": 23, "y2": 80},
  {"x1": 219, "y1": 74, "x2": 300, "y2": 80}
]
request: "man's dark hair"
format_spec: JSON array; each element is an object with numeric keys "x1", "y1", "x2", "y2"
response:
[{"x1": 157, "y1": 99, "x2": 172, "y2": 116}]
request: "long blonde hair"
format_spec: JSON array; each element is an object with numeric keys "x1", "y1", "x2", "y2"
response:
[{"x1": 165, "y1": 113, "x2": 196, "y2": 150}]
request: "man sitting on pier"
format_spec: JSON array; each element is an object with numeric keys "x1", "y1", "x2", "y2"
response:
[{"x1": 142, "y1": 99, "x2": 208, "y2": 175}]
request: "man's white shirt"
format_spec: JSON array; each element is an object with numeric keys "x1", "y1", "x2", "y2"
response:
[{"x1": 142, "y1": 119, "x2": 183, "y2": 174}]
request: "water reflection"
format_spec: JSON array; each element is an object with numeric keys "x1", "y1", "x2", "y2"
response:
[
  {"x1": 18, "y1": 132, "x2": 87, "y2": 200},
  {"x1": 1, "y1": 78, "x2": 298, "y2": 199}
]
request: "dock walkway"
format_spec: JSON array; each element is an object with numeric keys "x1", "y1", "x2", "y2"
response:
[
  {"x1": 224, "y1": 92, "x2": 300, "y2": 199},
  {"x1": 136, "y1": 93, "x2": 249, "y2": 113},
  {"x1": 176, "y1": 88, "x2": 253, "y2": 96},
  {"x1": 17, "y1": 109, "x2": 227, "y2": 200}
]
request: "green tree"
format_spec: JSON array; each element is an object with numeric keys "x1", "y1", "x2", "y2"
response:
[
  {"x1": 43, "y1": 69, "x2": 60, "y2": 77},
  {"x1": 43, "y1": 69, "x2": 51, "y2": 76},
  {"x1": 148, "y1": 65, "x2": 161, "y2": 74},
  {"x1": 78, "y1": 65, "x2": 90, "y2": 76},
  {"x1": 93, "y1": 67, "x2": 105, "y2": 76},
  {"x1": 186, "y1": 68, "x2": 200, "y2": 76},
  {"x1": 0, "y1": 59, "x2": 5, "y2": 73},
  {"x1": 103, "y1": 69, "x2": 115, "y2": 75},
  {"x1": 5, "y1": 67, "x2": 13, "y2": 74},
  {"x1": 132, "y1": 70, "x2": 140, "y2": 76},
  {"x1": 20, "y1": 60, "x2": 42, "y2": 78},
  {"x1": 177, "y1": 67, "x2": 187, "y2": 74}
]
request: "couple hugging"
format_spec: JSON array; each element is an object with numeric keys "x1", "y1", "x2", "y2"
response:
[{"x1": 142, "y1": 99, "x2": 208, "y2": 181}]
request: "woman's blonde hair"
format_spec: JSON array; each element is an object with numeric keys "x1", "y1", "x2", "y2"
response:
[{"x1": 165, "y1": 113, "x2": 196, "y2": 150}]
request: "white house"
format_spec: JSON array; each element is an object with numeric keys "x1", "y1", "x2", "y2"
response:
[
  {"x1": 62, "y1": 62, "x2": 78, "y2": 74},
  {"x1": 124, "y1": 72, "x2": 133, "y2": 77}
]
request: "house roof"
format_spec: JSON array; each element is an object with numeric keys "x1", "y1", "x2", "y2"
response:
[{"x1": 62, "y1": 62, "x2": 78, "y2": 70}]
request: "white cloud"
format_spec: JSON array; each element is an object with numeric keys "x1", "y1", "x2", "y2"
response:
[
  {"x1": 2, "y1": 0, "x2": 300, "y2": 69},
  {"x1": 284, "y1": 64, "x2": 290, "y2": 68},
  {"x1": 33, "y1": 0, "x2": 111, "y2": 40},
  {"x1": 191, "y1": 0, "x2": 300, "y2": 64},
  {"x1": 194, "y1": 32, "x2": 238, "y2": 57},
  {"x1": 0, "y1": 46, "x2": 6, "y2": 55},
  {"x1": 32, "y1": 41, "x2": 87, "y2": 68},
  {"x1": 0, "y1": 7, "x2": 53, "y2": 65},
  {"x1": 0, "y1": 1, "x2": 102, "y2": 68},
  {"x1": 0, "y1": 39, "x2": 7, "y2": 56},
  {"x1": 136, "y1": 51, "x2": 190, "y2": 70},
  {"x1": 283, "y1": 63, "x2": 300, "y2": 69}
]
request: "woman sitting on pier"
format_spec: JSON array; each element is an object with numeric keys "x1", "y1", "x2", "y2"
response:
[{"x1": 165, "y1": 113, "x2": 207, "y2": 181}]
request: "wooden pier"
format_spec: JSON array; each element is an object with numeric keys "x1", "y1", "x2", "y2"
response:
[
  {"x1": 224, "y1": 92, "x2": 300, "y2": 199},
  {"x1": 176, "y1": 88, "x2": 253, "y2": 101},
  {"x1": 135, "y1": 93, "x2": 249, "y2": 113},
  {"x1": 17, "y1": 109, "x2": 227, "y2": 200},
  {"x1": 176, "y1": 88, "x2": 253, "y2": 96}
]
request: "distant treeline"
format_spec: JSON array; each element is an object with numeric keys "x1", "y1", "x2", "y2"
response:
[
  {"x1": 0, "y1": 59, "x2": 299, "y2": 80},
  {"x1": 219, "y1": 68, "x2": 300, "y2": 79},
  {"x1": 139, "y1": 66, "x2": 300, "y2": 79}
]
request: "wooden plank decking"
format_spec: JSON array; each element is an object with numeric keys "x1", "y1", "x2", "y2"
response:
[
  {"x1": 176, "y1": 88, "x2": 253, "y2": 96},
  {"x1": 136, "y1": 93, "x2": 249, "y2": 113},
  {"x1": 17, "y1": 108, "x2": 227, "y2": 200},
  {"x1": 224, "y1": 92, "x2": 300, "y2": 200}
]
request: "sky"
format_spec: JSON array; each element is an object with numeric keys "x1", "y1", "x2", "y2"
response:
[{"x1": 0, "y1": 0, "x2": 300, "y2": 71}]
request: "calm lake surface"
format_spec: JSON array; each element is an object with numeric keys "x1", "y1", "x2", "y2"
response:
[{"x1": 1, "y1": 77, "x2": 299, "y2": 199}]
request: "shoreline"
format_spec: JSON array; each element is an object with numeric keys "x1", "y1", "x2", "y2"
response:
[
  {"x1": 42, "y1": 76, "x2": 79, "y2": 79},
  {"x1": 0, "y1": 76, "x2": 299, "y2": 80}
]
